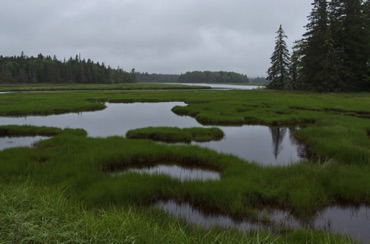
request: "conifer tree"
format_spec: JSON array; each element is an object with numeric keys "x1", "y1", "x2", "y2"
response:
[
  {"x1": 300, "y1": 0, "x2": 340, "y2": 92},
  {"x1": 330, "y1": 0, "x2": 370, "y2": 91},
  {"x1": 266, "y1": 25, "x2": 291, "y2": 90},
  {"x1": 362, "y1": 0, "x2": 370, "y2": 89},
  {"x1": 290, "y1": 40, "x2": 305, "y2": 90}
]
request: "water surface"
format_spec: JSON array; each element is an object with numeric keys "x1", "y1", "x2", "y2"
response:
[
  {"x1": 156, "y1": 200, "x2": 259, "y2": 230},
  {"x1": 0, "y1": 136, "x2": 48, "y2": 151},
  {"x1": 114, "y1": 164, "x2": 220, "y2": 181},
  {"x1": 195, "y1": 126, "x2": 304, "y2": 165},
  {"x1": 156, "y1": 200, "x2": 370, "y2": 243},
  {"x1": 174, "y1": 83, "x2": 262, "y2": 90},
  {"x1": 0, "y1": 102, "x2": 305, "y2": 165}
]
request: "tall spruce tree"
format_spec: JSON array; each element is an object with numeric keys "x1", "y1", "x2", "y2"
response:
[
  {"x1": 290, "y1": 40, "x2": 305, "y2": 90},
  {"x1": 362, "y1": 0, "x2": 370, "y2": 89},
  {"x1": 330, "y1": 0, "x2": 370, "y2": 91},
  {"x1": 301, "y1": 0, "x2": 340, "y2": 92},
  {"x1": 266, "y1": 25, "x2": 291, "y2": 90}
]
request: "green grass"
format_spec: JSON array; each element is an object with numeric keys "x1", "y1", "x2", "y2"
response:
[
  {"x1": 126, "y1": 126, "x2": 224, "y2": 143},
  {"x1": 0, "y1": 82, "x2": 211, "y2": 92},
  {"x1": 1, "y1": 131, "x2": 369, "y2": 217},
  {"x1": 0, "y1": 85, "x2": 369, "y2": 242},
  {"x1": 0, "y1": 182, "x2": 352, "y2": 243},
  {"x1": 0, "y1": 125, "x2": 87, "y2": 137}
]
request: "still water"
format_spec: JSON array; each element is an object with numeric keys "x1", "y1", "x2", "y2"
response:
[
  {"x1": 156, "y1": 200, "x2": 370, "y2": 243},
  {"x1": 0, "y1": 136, "x2": 49, "y2": 151},
  {"x1": 113, "y1": 164, "x2": 220, "y2": 182},
  {"x1": 0, "y1": 102, "x2": 305, "y2": 165},
  {"x1": 174, "y1": 83, "x2": 262, "y2": 90}
]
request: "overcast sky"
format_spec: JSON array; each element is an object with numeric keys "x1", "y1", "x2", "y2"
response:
[{"x1": 0, "y1": 0, "x2": 312, "y2": 77}]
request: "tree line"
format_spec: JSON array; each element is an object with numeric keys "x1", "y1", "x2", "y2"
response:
[
  {"x1": 267, "y1": 0, "x2": 370, "y2": 92},
  {"x1": 0, "y1": 53, "x2": 135, "y2": 84},
  {"x1": 177, "y1": 71, "x2": 249, "y2": 84},
  {"x1": 135, "y1": 72, "x2": 179, "y2": 83}
]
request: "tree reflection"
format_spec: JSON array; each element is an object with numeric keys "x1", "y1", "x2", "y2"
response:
[
  {"x1": 269, "y1": 127, "x2": 287, "y2": 159},
  {"x1": 288, "y1": 127, "x2": 307, "y2": 158}
]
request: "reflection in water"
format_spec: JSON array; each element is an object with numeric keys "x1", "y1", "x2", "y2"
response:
[
  {"x1": 156, "y1": 200, "x2": 370, "y2": 243},
  {"x1": 0, "y1": 102, "x2": 306, "y2": 165},
  {"x1": 113, "y1": 164, "x2": 220, "y2": 181},
  {"x1": 270, "y1": 127, "x2": 287, "y2": 159},
  {"x1": 0, "y1": 136, "x2": 49, "y2": 151},
  {"x1": 195, "y1": 126, "x2": 305, "y2": 165},
  {"x1": 314, "y1": 206, "x2": 370, "y2": 243},
  {"x1": 156, "y1": 200, "x2": 259, "y2": 230}
]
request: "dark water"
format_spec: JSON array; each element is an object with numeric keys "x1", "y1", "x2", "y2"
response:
[
  {"x1": 0, "y1": 136, "x2": 49, "y2": 151},
  {"x1": 174, "y1": 83, "x2": 262, "y2": 90},
  {"x1": 314, "y1": 206, "x2": 370, "y2": 242},
  {"x1": 113, "y1": 164, "x2": 220, "y2": 181},
  {"x1": 156, "y1": 200, "x2": 259, "y2": 230},
  {"x1": 195, "y1": 126, "x2": 305, "y2": 165},
  {"x1": 156, "y1": 200, "x2": 370, "y2": 243},
  {"x1": 0, "y1": 102, "x2": 305, "y2": 165}
]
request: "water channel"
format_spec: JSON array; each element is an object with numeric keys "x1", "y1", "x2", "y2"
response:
[
  {"x1": 0, "y1": 102, "x2": 305, "y2": 165},
  {"x1": 155, "y1": 200, "x2": 370, "y2": 243}
]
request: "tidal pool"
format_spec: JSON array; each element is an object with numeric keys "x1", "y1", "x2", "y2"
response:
[
  {"x1": 0, "y1": 102, "x2": 306, "y2": 165},
  {"x1": 155, "y1": 200, "x2": 370, "y2": 243},
  {"x1": 0, "y1": 136, "x2": 49, "y2": 151},
  {"x1": 113, "y1": 164, "x2": 220, "y2": 181}
]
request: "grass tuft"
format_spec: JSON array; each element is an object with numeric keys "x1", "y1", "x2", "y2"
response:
[{"x1": 126, "y1": 126, "x2": 224, "y2": 143}]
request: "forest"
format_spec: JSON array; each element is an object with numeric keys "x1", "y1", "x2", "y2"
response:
[
  {"x1": 0, "y1": 55, "x2": 252, "y2": 85},
  {"x1": 135, "y1": 72, "x2": 179, "y2": 83},
  {"x1": 177, "y1": 71, "x2": 249, "y2": 84},
  {"x1": 0, "y1": 53, "x2": 135, "y2": 84},
  {"x1": 267, "y1": 0, "x2": 370, "y2": 92}
]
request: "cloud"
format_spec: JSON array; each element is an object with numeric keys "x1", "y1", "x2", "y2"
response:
[{"x1": 0, "y1": 0, "x2": 312, "y2": 77}]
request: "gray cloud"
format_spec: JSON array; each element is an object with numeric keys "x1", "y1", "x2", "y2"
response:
[{"x1": 0, "y1": 0, "x2": 312, "y2": 77}]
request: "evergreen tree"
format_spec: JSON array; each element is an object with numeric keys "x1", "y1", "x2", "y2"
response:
[
  {"x1": 330, "y1": 0, "x2": 370, "y2": 91},
  {"x1": 266, "y1": 25, "x2": 291, "y2": 90},
  {"x1": 362, "y1": 0, "x2": 370, "y2": 89},
  {"x1": 0, "y1": 53, "x2": 135, "y2": 83},
  {"x1": 300, "y1": 0, "x2": 340, "y2": 92},
  {"x1": 290, "y1": 40, "x2": 305, "y2": 90}
]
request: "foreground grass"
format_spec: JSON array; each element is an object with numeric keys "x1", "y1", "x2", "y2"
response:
[
  {"x1": 0, "y1": 182, "x2": 351, "y2": 243},
  {"x1": 126, "y1": 127, "x2": 224, "y2": 143}
]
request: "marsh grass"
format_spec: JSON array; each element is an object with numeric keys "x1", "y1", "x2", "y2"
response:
[
  {"x1": 0, "y1": 82, "x2": 210, "y2": 92},
  {"x1": 0, "y1": 86, "x2": 369, "y2": 242},
  {"x1": 0, "y1": 182, "x2": 352, "y2": 243},
  {"x1": 1, "y1": 131, "x2": 369, "y2": 220},
  {"x1": 126, "y1": 126, "x2": 224, "y2": 143},
  {"x1": 0, "y1": 125, "x2": 87, "y2": 137}
]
